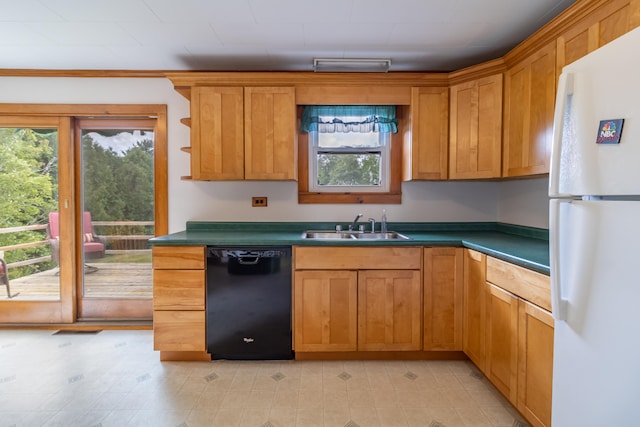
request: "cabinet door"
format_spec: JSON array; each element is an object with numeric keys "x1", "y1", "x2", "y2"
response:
[
  {"x1": 153, "y1": 269, "x2": 205, "y2": 310},
  {"x1": 152, "y1": 245, "x2": 205, "y2": 270},
  {"x1": 518, "y1": 300, "x2": 554, "y2": 427},
  {"x1": 557, "y1": 0, "x2": 640, "y2": 71},
  {"x1": 503, "y1": 41, "x2": 556, "y2": 177},
  {"x1": 487, "y1": 256, "x2": 552, "y2": 312},
  {"x1": 403, "y1": 87, "x2": 448, "y2": 180},
  {"x1": 424, "y1": 247, "x2": 463, "y2": 350},
  {"x1": 358, "y1": 270, "x2": 422, "y2": 351},
  {"x1": 485, "y1": 282, "x2": 519, "y2": 404},
  {"x1": 244, "y1": 87, "x2": 297, "y2": 180},
  {"x1": 463, "y1": 249, "x2": 487, "y2": 371},
  {"x1": 294, "y1": 270, "x2": 358, "y2": 352},
  {"x1": 449, "y1": 74, "x2": 502, "y2": 179},
  {"x1": 153, "y1": 310, "x2": 206, "y2": 352},
  {"x1": 190, "y1": 86, "x2": 244, "y2": 180}
]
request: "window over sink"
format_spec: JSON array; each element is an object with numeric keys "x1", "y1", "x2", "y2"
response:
[{"x1": 298, "y1": 105, "x2": 401, "y2": 204}]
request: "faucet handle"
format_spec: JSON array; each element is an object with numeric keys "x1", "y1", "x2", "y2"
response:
[
  {"x1": 349, "y1": 213, "x2": 364, "y2": 231},
  {"x1": 367, "y1": 217, "x2": 376, "y2": 233}
]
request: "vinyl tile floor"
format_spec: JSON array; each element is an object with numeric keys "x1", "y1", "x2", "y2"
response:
[{"x1": 0, "y1": 330, "x2": 530, "y2": 427}]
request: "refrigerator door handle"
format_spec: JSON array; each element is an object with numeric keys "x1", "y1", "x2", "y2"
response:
[
  {"x1": 549, "y1": 198, "x2": 568, "y2": 321},
  {"x1": 549, "y1": 72, "x2": 574, "y2": 198}
]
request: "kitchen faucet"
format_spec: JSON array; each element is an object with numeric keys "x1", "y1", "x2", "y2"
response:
[
  {"x1": 349, "y1": 213, "x2": 363, "y2": 231},
  {"x1": 368, "y1": 218, "x2": 376, "y2": 232}
]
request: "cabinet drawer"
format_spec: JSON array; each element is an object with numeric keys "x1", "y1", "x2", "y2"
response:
[
  {"x1": 153, "y1": 310, "x2": 205, "y2": 352},
  {"x1": 486, "y1": 257, "x2": 551, "y2": 311},
  {"x1": 294, "y1": 247, "x2": 422, "y2": 270},
  {"x1": 152, "y1": 245, "x2": 205, "y2": 270},
  {"x1": 153, "y1": 269, "x2": 205, "y2": 310}
]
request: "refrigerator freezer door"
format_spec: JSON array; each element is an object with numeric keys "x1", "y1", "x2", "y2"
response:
[
  {"x1": 552, "y1": 199, "x2": 640, "y2": 426},
  {"x1": 551, "y1": 26, "x2": 640, "y2": 197}
]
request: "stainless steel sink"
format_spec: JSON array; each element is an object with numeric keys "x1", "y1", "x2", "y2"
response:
[
  {"x1": 302, "y1": 231, "x2": 357, "y2": 240},
  {"x1": 301, "y1": 230, "x2": 411, "y2": 240},
  {"x1": 354, "y1": 231, "x2": 411, "y2": 240}
]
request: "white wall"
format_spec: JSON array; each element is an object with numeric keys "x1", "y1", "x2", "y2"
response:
[
  {"x1": 0, "y1": 76, "x2": 549, "y2": 232},
  {"x1": 497, "y1": 177, "x2": 549, "y2": 229}
]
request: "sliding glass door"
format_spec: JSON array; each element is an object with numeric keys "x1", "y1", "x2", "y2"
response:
[
  {"x1": 0, "y1": 116, "x2": 74, "y2": 322},
  {"x1": 75, "y1": 119, "x2": 155, "y2": 320},
  {"x1": 0, "y1": 104, "x2": 167, "y2": 324}
]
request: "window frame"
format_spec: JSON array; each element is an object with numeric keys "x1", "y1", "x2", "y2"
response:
[
  {"x1": 308, "y1": 130, "x2": 391, "y2": 193},
  {"x1": 297, "y1": 107, "x2": 402, "y2": 204}
]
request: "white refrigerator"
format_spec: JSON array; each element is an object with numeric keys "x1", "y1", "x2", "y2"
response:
[{"x1": 550, "y1": 26, "x2": 640, "y2": 426}]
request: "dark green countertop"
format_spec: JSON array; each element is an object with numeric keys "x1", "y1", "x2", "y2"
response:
[{"x1": 150, "y1": 222, "x2": 550, "y2": 275}]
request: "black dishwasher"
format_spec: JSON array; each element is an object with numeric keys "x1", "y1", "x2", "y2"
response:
[{"x1": 206, "y1": 246, "x2": 293, "y2": 360}]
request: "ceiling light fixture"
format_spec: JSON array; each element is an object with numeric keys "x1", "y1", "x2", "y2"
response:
[{"x1": 313, "y1": 58, "x2": 391, "y2": 73}]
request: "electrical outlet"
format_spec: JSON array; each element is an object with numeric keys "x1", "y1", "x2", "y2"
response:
[{"x1": 252, "y1": 197, "x2": 268, "y2": 207}]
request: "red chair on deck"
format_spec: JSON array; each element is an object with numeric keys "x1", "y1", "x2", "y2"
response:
[{"x1": 47, "y1": 212, "x2": 106, "y2": 265}]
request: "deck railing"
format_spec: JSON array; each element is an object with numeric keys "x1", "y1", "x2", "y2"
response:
[
  {"x1": 0, "y1": 224, "x2": 50, "y2": 269},
  {"x1": 0, "y1": 221, "x2": 154, "y2": 272}
]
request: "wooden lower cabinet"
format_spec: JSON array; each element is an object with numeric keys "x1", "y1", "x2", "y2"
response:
[
  {"x1": 518, "y1": 299, "x2": 554, "y2": 427},
  {"x1": 293, "y1": 246, "x2": 423, "y2": 354},
  {"x1": 152, "y1": 245, "x2": 207, "y2": 360},
  {"x1": 293, "y1": 267, "x2": 421, "y2": 352},
  {"x1": 465, "y1": 253, "x2": 554, "y2": 427},
  {"x1": 294, "y1": 270, "x2": 358, "y2": 352},
  {"x1": 153, "y1": 269, "x2": 205, "y2": 310},
  {"x1": 424, "y1": 247, "x2": 463, "y2": 350},
  {"x1": 485, "y1": 282, "x2": 519, "y2": 404},
  {"x1": 358, "y1": 269, "x2": 422, "y2": 351},
  {"x1": 463, "y1": 249, "x2": 487, "y2": 370},
  {"x1": 153, "y1": 310, "x2": 206, "y2": 352}
]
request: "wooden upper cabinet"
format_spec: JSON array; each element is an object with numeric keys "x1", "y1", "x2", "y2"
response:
[
  {"x1": 244, "y1": 87, "x2": 297, "y2": 180},
  {"x1": 403, "y1": 87, "x2": 449, "y2": 180},
  {"x1": 188, "y1": 86, "x2": 296, "y2": 181},
  {"x1": 503, "y1": 41, "x2": 556, "y2": 178},
  {"x1": 449, "y1": 74, "x2": 502, "y2": 179},
  {"x1": 190, "y1": 86, "x2": 244, "y2": 180},
  {"x1": 557, "y1": 0, "x2": 640, "y2": 72}
]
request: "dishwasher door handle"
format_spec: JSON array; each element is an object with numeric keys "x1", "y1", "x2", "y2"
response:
[{"x1": 237, "y1": 256, "x2": 261, "y2": 265}]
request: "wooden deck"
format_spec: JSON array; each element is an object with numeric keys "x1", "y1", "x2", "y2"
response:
[{"x1": 3, "y1": 262, "x2": 152, "y2": 300}]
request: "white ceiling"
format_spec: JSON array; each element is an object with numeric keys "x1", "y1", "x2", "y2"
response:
[{"x1": 0, "y1": 0, "x2": 577, "y2": 72}]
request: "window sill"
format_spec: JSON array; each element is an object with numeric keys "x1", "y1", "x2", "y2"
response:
[{"x1": 298, "y1": 192, "x2": 401, "y2": 204}]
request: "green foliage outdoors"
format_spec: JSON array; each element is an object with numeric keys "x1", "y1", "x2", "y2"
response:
[
  {"x1": 0, "y1": 128, "x2": 154, "y2": 279},
  {"x1": 0, "y1": 128, "x2": 58, "y2": 277},
  {"x1": 81, "y1": 135, "x2": 155, "y2": 239},
  {"x1": 317, "y1": 153, "x2": 380, "y2": 186}
]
